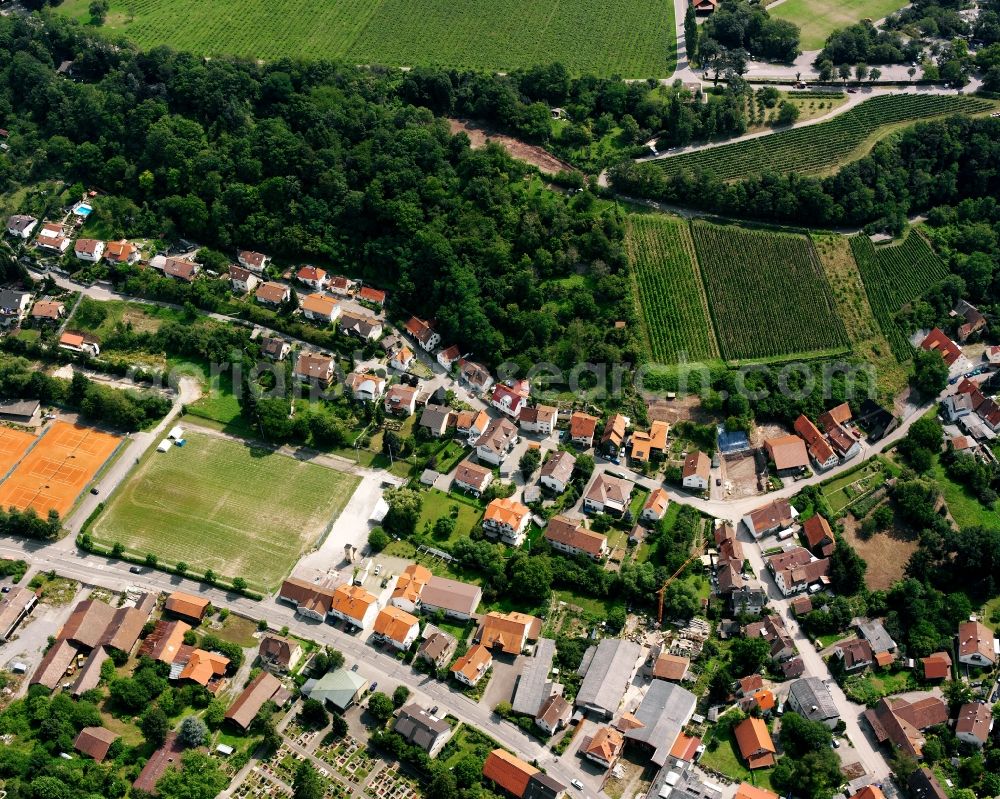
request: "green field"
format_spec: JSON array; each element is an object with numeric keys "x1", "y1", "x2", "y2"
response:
[
  {"x1": 653, "y1": 95, "x2": 995, "y2": 181},
  {"x1": 770, "y1": 0, "x2": 910, "y2": 49},
  {"x1": 850, "y1": 232, "x2": 949, "y2": 360},
  {"x1": 691, "y1": 221, "x2": 849, "y2": 361},
  {"x1": 58, "y1": 0, "x2": 675, "y2": 76},
  {"x1": 628, "y1": 215, "x2": 720, "y2": 363},
  {"x1": 92, "y1": 430, "x2": 360, "y2": 590}
]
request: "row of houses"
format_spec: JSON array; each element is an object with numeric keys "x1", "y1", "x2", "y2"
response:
[{"x1": 764, "y1": 404, "x2": 862, "y2": 477}]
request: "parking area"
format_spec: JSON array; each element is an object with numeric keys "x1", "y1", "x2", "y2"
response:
[{"x1": 481, "y1": 656, "x2": 520, "y2": 708}]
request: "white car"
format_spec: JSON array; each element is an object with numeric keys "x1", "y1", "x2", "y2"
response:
[
  {"x1": 374, "y1": 564, "x2": 382, "y2": 576},
  {"x1": 571, "y1": 780, "x2": 584, "y2": 791}
]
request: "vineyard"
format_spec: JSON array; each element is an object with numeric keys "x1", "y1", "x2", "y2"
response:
[
  {"x1": 692, "y1": 222, "x2": 849, "y2": 361},
  {"x1": 849, "y1": 232, "x2": 949, "y2": 361},
  {"x1": 58, "y1": 0, "x2": 675, "y2": 76},
  {"x1": 627, "y1": 216, "x2": 719, "y2": 363},
  {"x1": 652, "y1": 95, "x2": 994, "y2": 181}
]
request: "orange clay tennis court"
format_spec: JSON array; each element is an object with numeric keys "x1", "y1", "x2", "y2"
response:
[
  {"x1": 0, "y1": 427, "x2": 37, "y2": 478},
  {"x1": 0, "y1": 421, "x2": 121, "y2": 517}
]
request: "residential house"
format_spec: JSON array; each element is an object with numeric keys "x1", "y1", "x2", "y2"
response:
[
  {"x1": 405, "y1": 316, "x2": 440, "y2": 351},
  {"x1": 958, "y1": 619, "x2": 997, "y2": 667},
  {"x1": 394, "y1": 704, "x2": 453, "y2": 757},
  {"x1": 459, "y1": 359, "x2": 493, "y2": 393},
  {"x1": 540, "y1": 450, "x2": 575, "y2": 493},
  {"x1": 955, "y1": 702, "x2": 992, "y2": 747},
  {"x1": 535, "y1": 695, "x2": 572, "y2": 735},
  {"x1": 518, "y1": 404, "x2": 557, "y2": 436},
  {"x1": 920, "y1": 327, "x2": 963, "y2": 366},
  {"x1": 742, "y1": 498, "x2": 798, "y2": 539},
  {"x1": 373, "y1": 606, "x2": 420, "y2": 651},
  {"x1": 390, "y1": 345, "x2": 415, "y2": 372},
  {"x1": 856, "y1": 399, "x2": 898, "y2": 441},
  {"x1": 329, "y1": 584, "x2": 379, "y2": 630},
  {"x1": 261, "y1": 337, "x2": 290, "y2": 360},
  {"x1": 921, "y1": 652, "x2": 952, "y2": 681},
  {"x1": 569, "y1": 411, "x2": 599, "y2": 447},
  {"x1": 583, "y1": 474, "x2": 633, "y2": 516},
  {"x1": 164, "y1": 592, "x2": 210, "y2": 623},
  {"x1": 600, "y1": 413, "x2": 629, "y2": 455},
  {"x1": 543, "y1": 515, "x2": 607, "y2": 561},
  {"x1": 483, "y1": 749, "x2": 539, "y2": 799},
  {"x1": 0, "y1": 587, "x2": 38, "y2": 642},
  {"x1": 908, "y1": 767, "x2": 948, "y2": 799},
  {"x1": 301, "y1": 293, "x2": 340, "y2": 323},
  {"x1": 735, "y1": 675, "x2": 763, "y2": 697},
  {"x1": 952, "y1": 299, "x2": 987, "y2": 341},
  {"x1": 73, "y1": 727, "x2": 118, "y2": 763},
  {"x1": 419, "y1": 405, "x2": 453, "y2": 438},
  {"x1": 583, "y1": 726, "x2": 625, "y2": 769},
  {"x1": 632, "y1": 421, "x2": 669, "y2": 463},
  {"x1": 7, "y1": 214, "x2": 37, "y2": 239},
  {"x1": 835, "y1": 639, "x2": 874, "y2": 672},
  {"x1": 255, "y1": 281, "x2": 289, "y2": 306},
  {"x1": 451, "y1": 644, "x2": 493, "y2": 686},
  {"x1": 0, "y1": 290, "x2": 31, "y2": 326},
  {"x1": 327, "y1": 275, "x2": 355, "y2": 296},
  {"x1": 641, "y1": 488, "x2": 670, "y2": 522},
  {"x1": 258, "y1": 634, "x2": 302, "y2": 673},
  {"x1": 733, "y1": 717, "x2": 776, "y2": 769},
  {"x1": 802, "y1": 515, "x2": 835, "y2": 557},
  {"x1": 793, "y1": 415, "x2": 838, "y2": 472},
  {"x1": 391, "y1": 564, "x2": 433, "y2": 614},
  {"x1": 492, "y1": 384, "x2": 527, "y2": 419},
  {"x1": 229, "y1": 265, "x2": 259, "y2": 294},
  {"x1": 163, "y1": 257, "x2": 200, "y2": 282},
  {"x1": 858, "y1": 620, "x2": 897, "y2": 662},
  {"x1": 418, "y1": 626, "x2": 457, "y2": 670},
  {"x1": 437, "y1": 344, "x2": 462, "y2": 370},
  {"x1": 74, "y1": 238, "x2": 105, "y2": 262},
  {"x1": 483, "y1": 497, "x2": 531, "y2": 546},
  {"x1": 575, "y1": 638, "x2": 643, "y2": 719},
  {"x1": 278, "y1": 578, "x2": 338, "y2": 622},
  {"x1": 295, "y1": 353, "x2": 336, "y2": 387},
  {"x1": 138, "y1": 620, "x2": 190, "y2": 664},
  {"x1": 133, "y1": 733, "x2": 184, "y2": 794},
  {"x1": 238, "y1": 250, "x2": 270, "y2": 273},
  {"x1": 31, "y1": 300, "x2": 65, "y2": 323},
  {"x1": 296, "y1": 265, "x2": 328, "y2": 289},
  {"x1": 225, "y1": 670, "x2": 290, "y2": 730},
  {"x1": 864, "y1": 694, "x2": 948, "y2": 758},
  {"x1": 476, "y1": 417, "x2": 518, "y2": 466},
  {"x1": 453, "y1": 459, "x2": 493, "y2": 496},
  {"x1": 104, "y1": 239, "x2": 139, "y2": 265},
  {"x1": 786, "y1": 677, "x2": 839, "y2": 727},
  {"x1": 346, "y1": 371, "x2": 387, "y2": 402},
  {"x1": 303, "y1": 667, "x2": 368, "y2": 711},
  {"x1": 733, "y1": 787, "x2": 778, "y2": 799},
  {"x1": 745, "y1": 614, "x2": 796, "y2": 662},
  {"x1": 419, "y1": 576, "x2": 482, "y2": 620},
  {"x1": 339, "y1": 311, "x2": 383, "y2": 341},
  {"x1": 357, "y1": 286, "x2": 386, "y2": 306},
  {"x1": 729, "y1": 585, "x2": 767, "y2": 617},
  {"x1": 465, "y1": 410, "x2": 491, "y2": 441},
  {"x1": 764, "y1": 434, "x2": 809, "y2": 476},
  {"x1": 477, "y1": 611, "x2": 541, "y2": 655},
  {"x1": 767, "y1": 547, "x2": 829, "y2": 597},
  {"x1": 34, "y1": 223, "x2": 70, "y2": 253},
  {"x1": 175, "y1": 649, "x2": 230, "y2": 688},
  {"x1": 652, "y1": 652, "x2": 690, "y2": 682},
  {"x1": 384, "y1": 383, "x2": 418, "y2": 416},
  {"x1": 682, "y1": 450, "x2": 710, "y2": 490}
]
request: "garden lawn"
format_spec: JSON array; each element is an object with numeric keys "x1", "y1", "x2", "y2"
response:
[
  {"x1": 843, "y1": 669, "x2": 917, "y2": 705},
  {"x1": 701, "y1": 731, "x2": 774, "y2": 791},
  {"x1": 69, "y1": 297, "x2": 185, "y2": 338},
  {"x1": 416, "y1": 488, "x2": 483, "y2": 548},
  {"x1": 771, "y1": 0, "x2": 911, "y2": 49},
  {"x1": 91, "y1": 430, "x2": 359, "y2": 590},
  {"x1": 57, "y1": 0, "x2": 675, "y2": 77},
  {"x1": 930, "y1": 459, "x2": 1000, "y2": 529}
]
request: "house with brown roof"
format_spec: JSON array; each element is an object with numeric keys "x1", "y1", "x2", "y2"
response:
[
  {"x1": 794, "y1": 415, "x2": 838, "y2": 472},
  {"x1": 956, "y1": 702, "x2": 992, "y2": 747},
  {"x1": 103, "y1": 599, "x2": 156, "y2": 655},
  {"x1": 391, "y1": 564, "x2": 433, "y2": 614},
  {"x1": 73, "y1": 727, "x2": 118, "y2": 762},
  {"x1": 582, "y1": 726, "x2": 624, "y2": 769},
  {"x1": 736, "y1": 674, "x2": 763, "y2": 697},
  {"x1": 34, "y1": 222, "x2": 70, "y2": 253},
  {"x1": 177, "y1": 648, "x2": 229, "y2": 688},
  {"x1": 767, "y1": 547, "x2": 829, "y2": 597},
  {"x1": 238, "y1": 250, "x2": 269, "y2": 272},
  {"x1": 518, "y1": 404, "x2": 558, "y2": 436},
  {"x1": 384, "y1": 383, "x2": 418, "y2": 416},
  {"x1": 535, "y1": 694, "x2": 572, "y2": 734},
  {"x1": 62, "y1": 598, "x2": 117, "y2": 649},
  {"x1": 258, "y1": 634, "x2": 302, "y2": 673},
  {"x1": 484, "y1": 497, "x2": 531, "y2": 546},
  {"x1": 483, "y1": 749, "x2": 537, "y2": 797},
  {"x1": 420, "y1": 576, "x2": 482, "y2": 620},
  {"x1": 72, "y1": 653, "x2": 109, "y2": 698},
  {"x1": 105, "y1": 239, "x2": 139, "y2": 265},
  {"x1": 734, "y1": 717, "x2": 776, "y2": 769},
  {"x1": 229, "y1": 265, "x2": 260, "y2": 294},
  {"x1": 139, "y1": 619, "x2": 190, "y2": 664},
  {"x1": 133, "y1": 732, "x2": 184, "y2": 794},
  {"x1": 600, "y1": 414, "x2": 629, "y2": 455},
  {"x1": 293, "y1": 352, "x2": 336, "y2": 387},
  {"x1": 652, "y1": 652, "x2": 690, "y2": 682},
  {"x1": 476, "y1": 417, "x2": 518, "y2": 466},
  {"x1": 583, "y1": 473, "x2": 633, "y2": 516},
  {"x1": 744, "y1": 615, "x2": 796, "y2": 663},
  {"x1": 742, "y1": 498, "x2": 797, "y2": 539},
  {"x1": 330, "y1": 584, "x2": 379, "y2": 629},
  {"x1": 373, "y1": 606, "x2": 420, "y2": 651},
  {"x1": 451, "y1": 643, "x2": 493, "y2": 686},
  {"x1": 346, "y1": 371, "x2": 386, "y2": 402},
  {"x1": 682, "y1": 450, "x2": 711, "y2": 490},
  {"x1": 31, "y1": 300, "x2": 65, "y2": 322},
  {"x1": 163, "y1": 257, "x2": 200, "y2": 282},
  {"x1": 419, "y1": 404, "x2": 453, "y2": 438},
  {"x1": 253, "y1": 280, "x2": 289, "y2": 306},
  {"x1": 458, "y1": 359, "x2": 493, "y2": 393},
  {"x1": 164, "y1": 592, "x2": 210, "y2": 623},
  {"x1": 543, "y1": 515, "x2": 607, "y2": 561},
  {"x1": 261, "y1": 336, "x2": 290, "y2": 360},
  {"x1": 74, "y1": 238, "x2": 105, "y2": 262},
  {"x1": 835, "y1": 639, "x2": 873, "y2": 672},
  {"x1": 540, "y1": 450, "x2": 575, "y2": 493},
  {"x1": 864, "y1": 694, "x2": 948, "y2": 758},
  {"x1": 764, "y1": 434, "x2": 809, "y2": 476},
  {"x1": 802, "y1": 515, "x2": 835, "y2": 557},
  {"x1": 958, "y1": 619, "x2": 997, "y2": 667},
  {"x1": 734, "y1": 785, "x2": 778, "y2": 799},
  {"x1": 0, "y1": 586, "x2": 38, "y2": 642},
  {"x1": 225, "y1": 670, "x2": 290, "y2": 730},
  {"x1": 453, "y1": 458, "x2": 493, "y2": 496},
  {"x1": 418, "y1": 626, "x2": 458, "y2": 670},
  {"x1": 569, "y1": 412, "x2": 599, "y2": 447},
  {"x1": 640, "y1": 488, "x2": 670, "y2": 522},
  {"x1": 31, "y1": 638, "x2": 78, "y2": 689},
  {"x1": 296, "y1": 265, "x2": 328, "y2": 289},
  {"x1": 339, "y1": 310, "x2": 383, "y2": 341},
  {"x1": 437, "y1": 344, "x2": 462, "y2": 371},
  {"x1": 952, "y1": 300, "x2": 987, "y2": 341},
  {"x1": 477, "y1": 611, "x2": 541, "y2": 655},
  {"x1": 358, "y1": 285, "x2": 386, "y2": 305},
  {"x1": 920, "y1": 651, "x2": 951, "y2": 680},
  {"x1": 302, "y1": 292, "x2": 341, "y2": 323},
  {"x1": 920, "y1": 327, "x2": 963, "y2": 366},
  {"x1": 405, "y1": 316, "x2": 440, "y2": 351},
  {"x1": 278, "y1": 578, "x2": 338, "y2": 622},
  {"x1": 491, "y1": 383, "x2": 527, "y2": 420},
  {"x1": 390, "y1": 345, "x2": 415, "y2": 372}
]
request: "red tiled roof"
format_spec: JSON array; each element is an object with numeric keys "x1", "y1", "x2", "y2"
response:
[
  {"x1": 920, "y1": 327, "x2": 962, "y2": 366},
  {"x1": 483, "y1": 749, "x2": 538, "y2": 797}
]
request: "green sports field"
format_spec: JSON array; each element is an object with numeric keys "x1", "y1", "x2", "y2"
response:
[
  {"x1": 769, "y1": 0, "x2": 909, "y2": 49},
  {"x1": 58, "y1": 0, "x2": 675, "y2": 77},
  {"x1": 91, "y1": 431, "x2": 360, "y2": 591}
]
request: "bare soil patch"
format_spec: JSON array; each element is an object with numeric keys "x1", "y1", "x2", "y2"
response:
[
  {"x1": 721, "y1": 453, "x2": 763, "y2": 499},
  {"x1": 841, "y1": 513, "x2": 917, "y2": 590},
  {"x1": 448, "y1": 118, "x2": 576, "y2": 176},
  {"x1": 646, "y1": 395, "x2": 710, "y2": 425}
]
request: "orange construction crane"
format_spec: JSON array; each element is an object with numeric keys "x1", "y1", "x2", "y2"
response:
[{"x1": 657, "y1": 555, "x2": 698, "y2": 625}]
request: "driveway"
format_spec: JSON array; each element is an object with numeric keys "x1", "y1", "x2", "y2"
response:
[{"x1": 483, "y1": 656, "x2": 520, "y2": 709}]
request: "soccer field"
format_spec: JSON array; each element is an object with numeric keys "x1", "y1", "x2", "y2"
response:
[
  {"x1": 91, "y1": 431, "x2": 360, "y2": 591},
  {"x1": 57, "y1": 0, "x2": 675, "y2": 77}
]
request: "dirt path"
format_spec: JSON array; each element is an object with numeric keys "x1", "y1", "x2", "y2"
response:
[{"x1": 448, "y1": 118, "x2": 576, "y2": 176}]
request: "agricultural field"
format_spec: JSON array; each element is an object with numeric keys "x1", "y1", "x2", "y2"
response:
[
  {"x1": 91, "y1": 430, "x2": 360, "y2": 590},
  {"x1": 653, "y1": 95, "x2": 995, "y2": 181},
  {"x1": 770, "y1": 0, "x2": 910, "y2": 49},
  {"x1": 58, "y1": 0, "x2": 675, "y2": 76},
  {"x1": 691, "y1": 222, "x2": 849, "y2": 361},
  {"x1": 849, "y1": 232, "x2": 949, "y2": 361},
  {"x1": 627, "y1": 215, "x2": 719, "y2": 363}
]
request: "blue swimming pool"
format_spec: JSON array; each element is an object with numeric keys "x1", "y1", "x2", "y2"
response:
[{"x1": 73, "y1": 202, "x2": 93, "y2": 217}]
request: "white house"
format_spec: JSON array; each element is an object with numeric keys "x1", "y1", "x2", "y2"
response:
[
  {"x1": 73, "y1": 238, "x2": 105, "y2": 262},
  {"x1": 476, "y1": 417, "x2": 518, "y2": 466},
  {"x1": 405, "y1": 317, "x2": 440, "y2": 352},
  {"x1": 491, "y1": 384, "x2": 527, "y2": 419},
  {"x1": 958, "y1": 620, "x2": 998, "y2": 668},
  {"x1": 347, "y1": 371, "x2": 387, "y2": 402},
  {"x1": 296, "y1": 266, "x2": 328, "y2": 290},
  {"x1": 518, "y1": 404, "x2": 558, "y2": 436},
  {"x1": 640, "y1": 488, "x2": 669, "y2": 522},
  {"x1": 681, "y1": 450, "x2": 710, "y2": 490},
  {"x1": 583, "y1": 474, "x2": 633, "y2": 516},
  {"x1": 7, "y1": 215, "x2": 37, "y2": 240},
  {"x1": 390, "y1": 346, "x2": 415, "y2": 372},
  {"x1": 238, "y1": 250, "x2": 270, "y2": 273},
  {"x1": 34, "y1": 223, "x2": 70, "y2": 254},
  {"x1": 482, "y1": 497, "x2": 531, "y2": 546},
  {"x1": 540, "y1": 450, "x2": 575, "y2": 493},
  {"x1": 372, "y1": 607, "x2": 420, "y2": 651},
  {"x1": 384, "y1": 384, "x2": 418, "y2": 416},
  {"x1": 301, "y1": 293, "x2": 341, "y2": 323},
  {"x1": 437, "y1": 345, "x2": 461, "y2": 370},
  {"x1": 229, "y1": 265, "x2": 260, "y2": 294}
]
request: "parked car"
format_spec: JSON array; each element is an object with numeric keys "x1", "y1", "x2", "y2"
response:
[
  {"x1": 571, "y1": 781, "x2": 584, "y2": 791},
  {"x1": 90, "y1": 487, "x2": 99, "y2": 495},
  {"x1": 129, "y1": 566, "x2": 142, "y2": 574}
]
